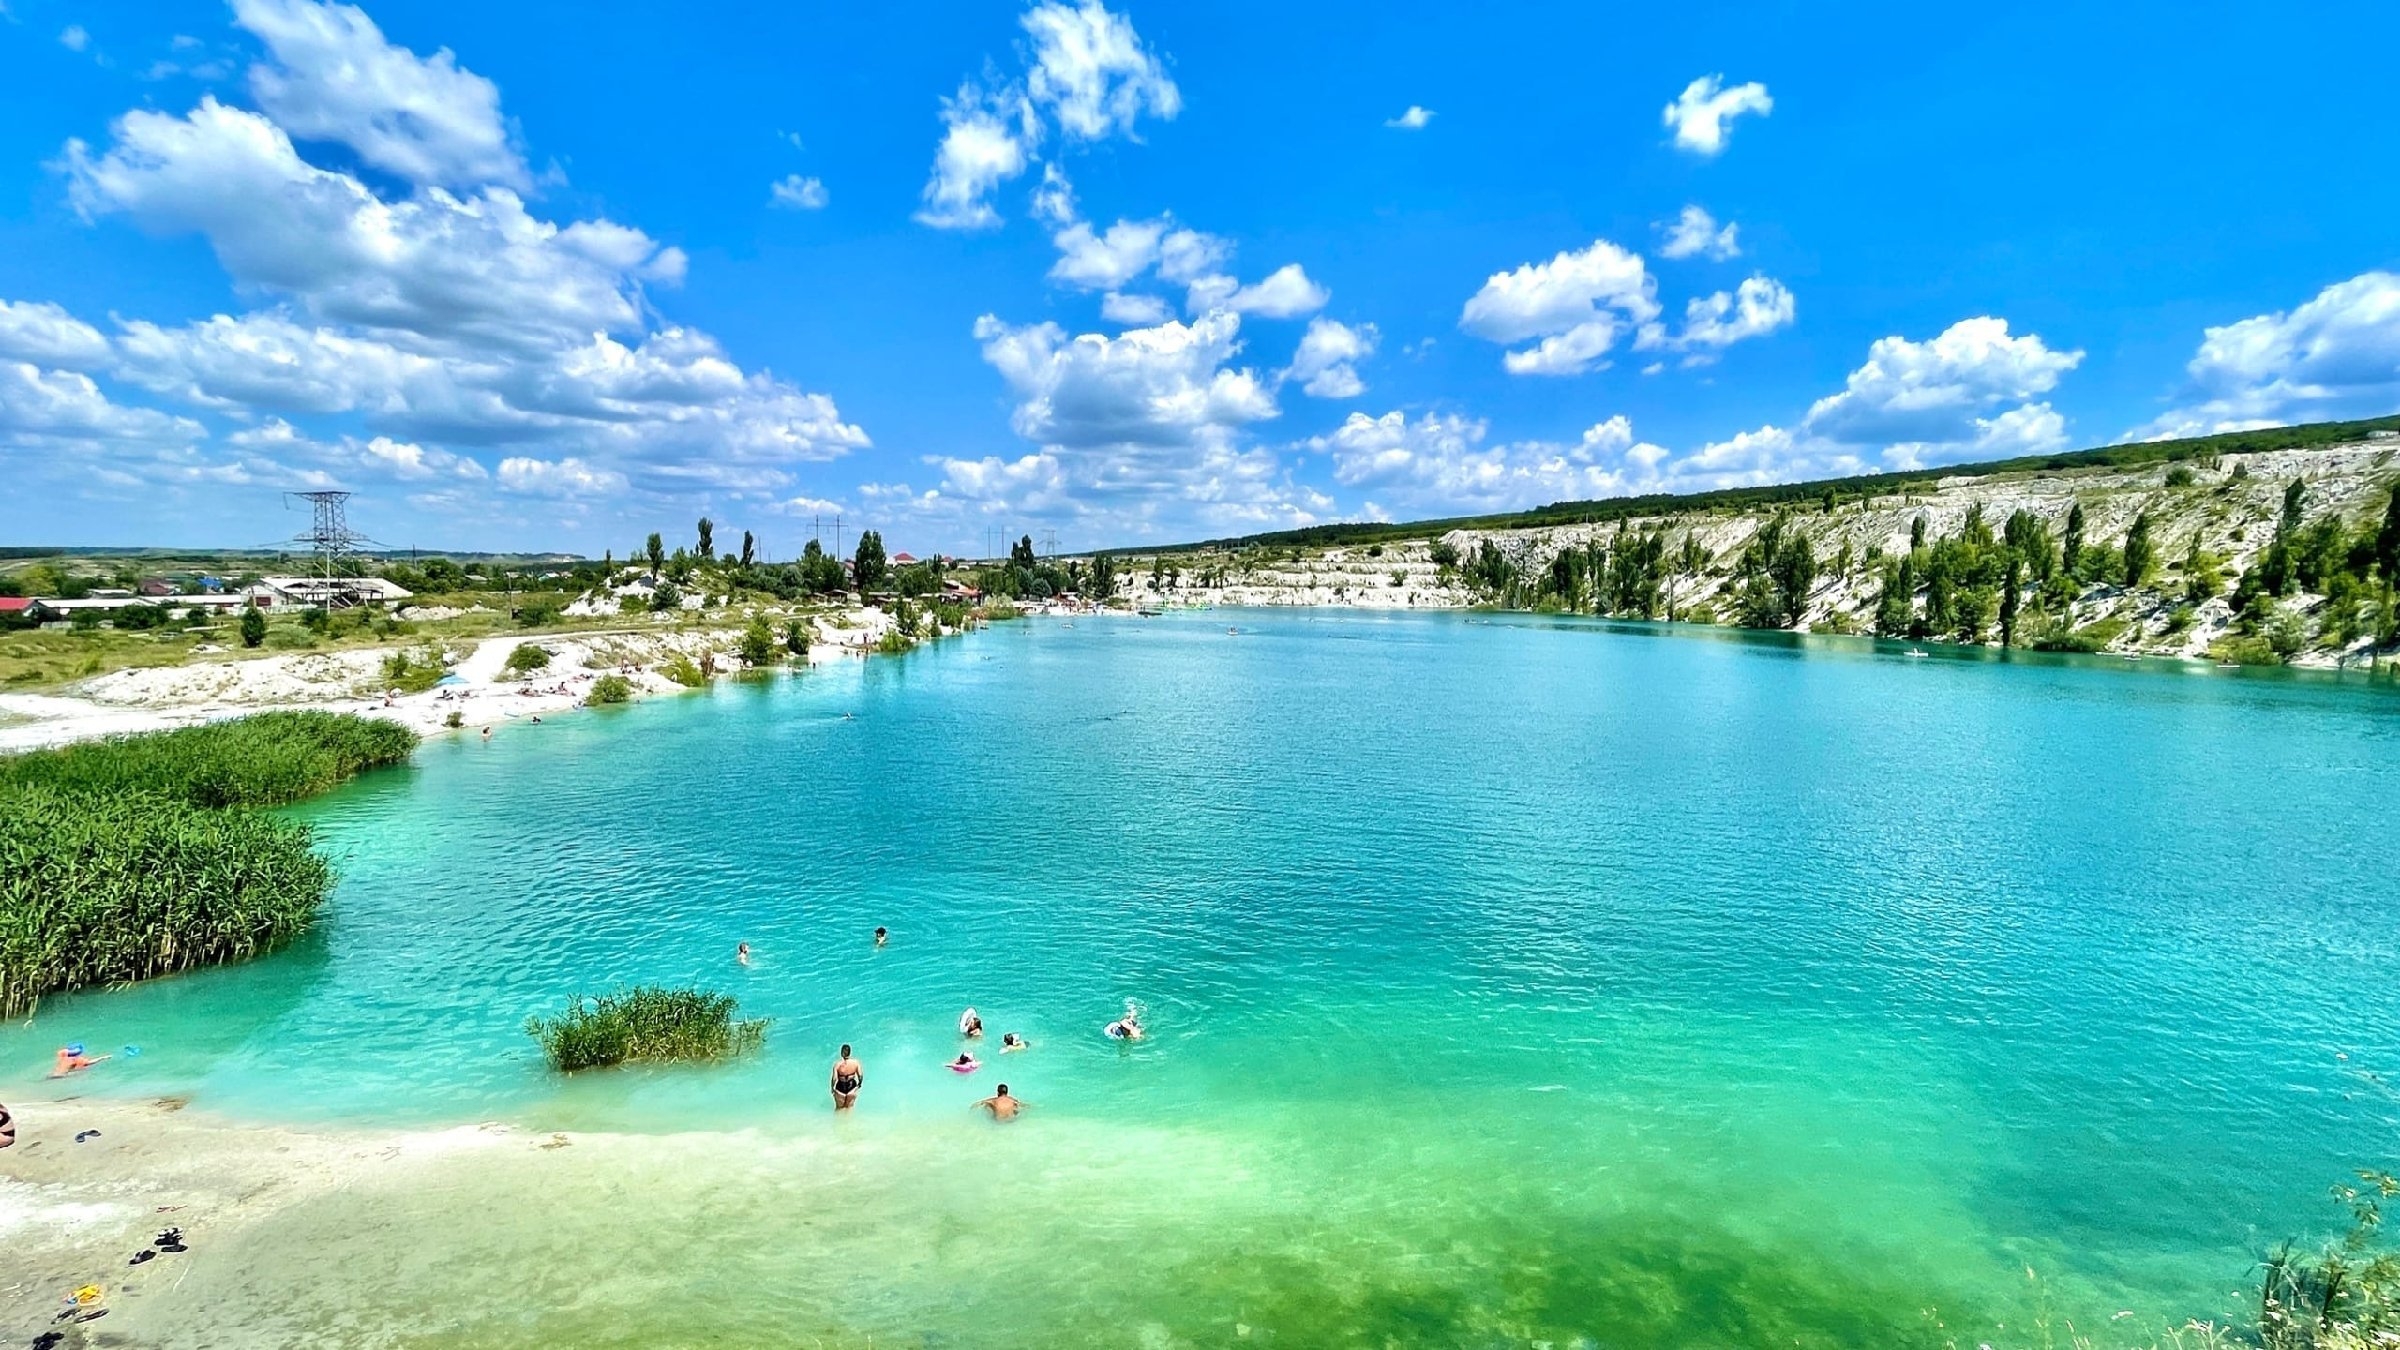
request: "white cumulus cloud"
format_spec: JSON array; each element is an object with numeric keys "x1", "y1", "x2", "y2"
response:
[
  {"x1": 1658, "y1": 205, "x2": 1739, "y2": 261},
  {"x1": 1662, "y1": 75, "x2": 1771, "y2": 157},
  {"x1": 2135, "y1": 270, "x2": 2400, "y2": 438},
  {"x1": 234, "y1": 0, "x2": 525, "y2": 190},
  {"x1": 769, "y1": 174, "x2": 828, "y2": 210},
  {"x1": 1460, "y1": 238, "x2": 1658, "y2": 376},
  {"x1": 1284, "y1": 317, "x2": 1377, "y2": 398},
  {"x1": 1675, "y1": 275, "x2": 1796, "y2": 354},
  {"x1": 1021, "y1": 0, "x2": 1180, "y2": 141},
  {"x1": 1385, "y1": 105, "x2": 1434, "y2": 130}
]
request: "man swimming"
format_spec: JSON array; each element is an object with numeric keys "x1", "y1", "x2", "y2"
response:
[
  {"x1": 829, "y1": 1045, "x2": 865, "y2": 1110},
  {"x1": 973, "y1": 1084, "x2": 1027, "y2": 1121},
  {"x1": 874, "y1": 926, "x2": 888, "y2": 947},
  {"x1": 736, "y1": 942, "x2": 751, "y2": 966}
]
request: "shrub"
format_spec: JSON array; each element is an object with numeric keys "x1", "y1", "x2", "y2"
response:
[
  {"x1": 525, "y1": 986, "x2": 767, "y2": 1071},
  {"x1": 239, "y1": 604, "x2": 268, "y2": 647},
  {"x1": 0, "y1": 784, "x2": 334, "y2": 1017},
  {"x1": 874, "y1": 630, "x2": 911, "y2": 654},
  {"x1": 981, "y1": 599, "x2": 1023, "y2": 621},
  {"x1": 618, "y1": 593, "x2": 647, "y2": 615},
  {"x1": 586, "y1": 674, "x2": 633, "y2": 706},
  {"x1": 658, "y1": 653, "x2": 706, "y2": 687},
  {"x1": 649, "y1": 582, "x2": 683, "y2": 613},
  {"x1": 0, "y1": 711, "x2": 418, "y2": 808},
  {"x1": 503, "y1": 643, "x2": 552, "y2": 676},
  {"x1": 738, "y1": 614, "x2": 776, "y2": 667},
  {"x1": 516, "y1": 599, "x2": 563, "y2": 628},
  {"x1": 2165, "y1": 465, "x2": 2198, "y2": 488},
  {"x1": 381, "y1": 645, "x2": 447, "y2": 694},
  {"x1": 444, "y1": 709, "x2": 465, "y2": 729},
  {"x1": 782, "y1": 618, "x2": 812, "y2": 656}
]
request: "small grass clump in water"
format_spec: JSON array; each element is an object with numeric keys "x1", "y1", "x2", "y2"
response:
[
  {"x1": 526, "y1": 986, "x2": 768, "y2": 1071},
  {"x1": 0, "y1": 785, "x2": 332, "y2": 1016},
  {"x1": 0, "y1": 710, "x2": 418, "y2": 807}
]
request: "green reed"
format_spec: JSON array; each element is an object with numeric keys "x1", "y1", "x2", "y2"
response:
[
  {"x1": 0, "y1": 784, "x2": 332, "y2": 1016},
  {"x1": 526, "y1": 986, "x2": 769, "y2": 1071},
  {"x1": 0, "y1": 710, "x2": 418, "y2": 807}
]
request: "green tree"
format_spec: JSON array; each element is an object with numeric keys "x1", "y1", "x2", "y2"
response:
[
  {"x1": 649, "y1": 581, "x2": 683, "y2": 612},
  {"x1": 2377, "y1": 489, "x2": 2400, "y2": 583},
  {"x1": 1909, "y1": 515, "x2": 1927, "y2": 550},
  {"x1": 1999, "y1": 555, "x2": 2022, "y2": 647},
  {"x1": 738, "y1": 614, "x2": 776, "y2": 666},
  {"x1": 2062, "y1": 502, "x2": 2085, "y2": 576},
  {"x1": 782, "y1": 618, "x2": 810, "y2": 656},
  {"x1": 697, "y1": 517, "x2": 715, "y2": 560},
  {"x1": 1874, "y1": 557, "x2": 1914, "y2": 637},
  {"x1": 2123, "y1": 512, "x2": 2154, "y2": 588},
  {"x1": 1089, "y1": 552, "x2": 1118, "y2": 598},
  {"x1": 852, "y1": 530, "x2": 889, "y2": 591},
  {"x1": 739, "y1": 530, "x2": 756, "y2": 569},
  {"x1": 1010, "y1": 534, "x2": 1038, "y2": 568},
  {"x1": 239, "y1": 602, "x2": 267, "y2": 648},
  {"x1": 645, "y1": 533, "x2": 665, "y2": 578}
]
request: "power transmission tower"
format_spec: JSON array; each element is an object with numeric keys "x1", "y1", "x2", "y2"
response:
[
  {"x1": 285, "y1": 489, "x2": 372, "y2": 606},
  {"x1": 1042, "y1": 529, "x2": 1058, "y2": 558}
]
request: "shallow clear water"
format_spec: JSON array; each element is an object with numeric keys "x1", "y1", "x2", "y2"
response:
[{"x1": 10, "y1": 611, "x2": 2400, "y2": 1346}]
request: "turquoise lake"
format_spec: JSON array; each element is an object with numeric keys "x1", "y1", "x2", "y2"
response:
[{"x1": 9, "y1": 609, "x2": 2399, "y2": 1346}]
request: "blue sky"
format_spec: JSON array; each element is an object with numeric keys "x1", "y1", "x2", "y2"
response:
[{"x1": 2, "y1": 0, "x2": 2397, "y2": 558}]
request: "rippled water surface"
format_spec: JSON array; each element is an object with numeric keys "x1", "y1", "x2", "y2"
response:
[{"x1": 10, "y1": 610, "x2": 2400, "y2": 1346}]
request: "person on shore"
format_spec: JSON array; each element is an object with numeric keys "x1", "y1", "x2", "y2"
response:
[
  {"x1": 736, "y1": 942, "x2": 751, "y2": 966},
  {"x1": 830, "y1": 1045, "x2": 865, "y2": 1110},
  {"x1": 958, "y1": 1008, "x2": 983, "y2": 1038},
  {"x1": 1001, "y1": 1032, "x2": 1028, "y2": 1052},
  {"x1": 973, "y1": 1085, "x2": 1027, "y2": 1121},
  {"x1": 874, "y1": 926, "x2": 888, "y2": 947},
  {"x1": 50, "y1": 1044, "x2": 107, "y2": 1077},
  {"x1": 0, "y1": 1101, "x2": 15, "y2": 1149}
]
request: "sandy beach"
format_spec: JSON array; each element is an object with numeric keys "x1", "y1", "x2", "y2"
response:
[{"x1": 0, "y1": 606, "x2": 920, "y2": 754}]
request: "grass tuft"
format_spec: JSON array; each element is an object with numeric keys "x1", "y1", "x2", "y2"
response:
[{"x1": 526, "y1": 985, "x2": 768, "y2": 1071}]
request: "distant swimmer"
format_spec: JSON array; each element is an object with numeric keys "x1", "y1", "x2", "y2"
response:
[
  {"x1": 50, "y1": 1044, "x2": 108, "y2": 1078},
  {"x1": 830, "y1": 1044, "x2": 865, "y2": 1110},
  {"x1": 949, "y1": 1052, "x2": 981, "y2": 1074},
  {"x1": 481, "y1": 725, "x2": 492, "y2": 740},
  {"x1": 974, "y1": 1084, "x2": 1027, "y2": 1121},
  {"x1": 1001, "y1": 1032, "x2": 1029, "y2": 1052},
  {"x1": 1104, "y1": 1003, "x2": 1145, "y2": 1041},
  {"x1": 736, "y1": 942, "x2": 752, "y2": 966},
  {"x1": 959, "y1": 1008, "x2": 984, "y2": 1038},
  {"x1": 874, "y1": 926, "x2": 888, "y2": 947}
]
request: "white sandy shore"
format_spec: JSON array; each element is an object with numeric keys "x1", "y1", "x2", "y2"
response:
[{"x1": 0, "y1": 606, "x2": 920, "y2": 753}]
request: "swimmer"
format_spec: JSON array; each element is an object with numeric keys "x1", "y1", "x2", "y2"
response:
[
  {"x1": 0, "y1": 1101, "x2": 14, "y2": 1149},
  {"x1": 958, "y1": 1008, "x2": 983, "y2": 1038},
  {"x1": 49, "y1": 1044, "x2": 108, "y2": 1078},
  {"x1": 973, "y1": 1084, "x2": 1027, "y2": 1121},
  {"x1": 736, "y1": 942, "x2": 751, "y2": 966},
  {"x1": 874, "y1": 926, "x2": 888, "y2": 947},
  {"x1": 949, "y1": 1052, "x2": 981, "y2": 1073},
  {"x1": 1001, "y1": 1032, "x2": 1028, "y2": 1052},
  {"x1": 1104, "y1": 999, "x2": 1146, "y2": 1041},
  {"x1": 480, "y1": 725, "x2": 492, "y2": 740},
  {"x1": 829, "y1": 1044, "x2": 865, "y2": 1110},
  {"x1": 530, "y1": 715, "x2": 542, "y2": 724}
]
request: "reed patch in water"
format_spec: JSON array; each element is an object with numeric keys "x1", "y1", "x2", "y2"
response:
[{"x1": 526, "y1": 986, "x2": 769, "y2": 1071}]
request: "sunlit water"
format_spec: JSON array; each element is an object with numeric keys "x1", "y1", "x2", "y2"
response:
[{"x1": 9, "y1": 610, "x2": 2400, "y2": 1346}]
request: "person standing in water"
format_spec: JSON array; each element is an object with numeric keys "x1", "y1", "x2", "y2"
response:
[
  {"x1": 830, "y1": 1044, "x2": 865, "y2": 1110},
  {"x1": 958, "y1": 1008, "x2": 983, "y2": 1038},
  {"x1": 736, "y1": 942, "x2": 751, "y2": 966},
  {"x1": 874, "y1": 926, "x2": 888, "y2": 947},
  {"x1": 973, "y1": 1084, "x2": 1027, "y2": 1121}
]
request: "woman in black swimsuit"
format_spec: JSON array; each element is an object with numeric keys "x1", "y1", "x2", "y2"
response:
[{"x1": 829, "y1": 1045, "x2": 865, "y2": 1110}]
